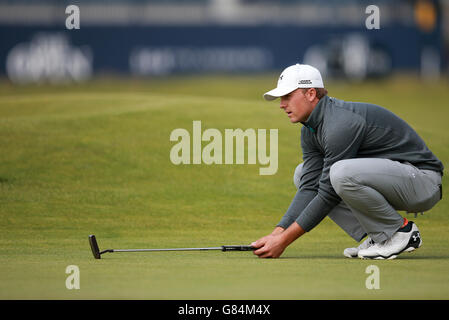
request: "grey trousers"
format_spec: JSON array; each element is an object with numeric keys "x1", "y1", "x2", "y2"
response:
[{"x1": 294, "y1": 158, "x2": 442, "y2": 243}]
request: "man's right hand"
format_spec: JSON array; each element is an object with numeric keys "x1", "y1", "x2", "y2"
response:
[{"x1": 250, "y1": 226, "x2": 285, "y2": 255}]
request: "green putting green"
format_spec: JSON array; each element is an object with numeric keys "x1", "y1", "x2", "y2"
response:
[{"x1": 0, "y1": 75, "x2": 448, "y2": 299}]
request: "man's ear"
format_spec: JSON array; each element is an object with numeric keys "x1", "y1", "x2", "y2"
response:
[{"x1": 306, "y1": 88, "x2": 317, "y2": 102}]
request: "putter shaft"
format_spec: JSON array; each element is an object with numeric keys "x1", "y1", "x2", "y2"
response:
[
  {"x1": 89, "y1": 235, "x2": 254, "y2": 259},
  {"x1": 112, "y1": 247, "x2": 223, "y2": 252}
]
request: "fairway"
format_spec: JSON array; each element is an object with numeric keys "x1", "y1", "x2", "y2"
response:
[{"x1": 0, "y1": 75, "x2": 448, "y2": 299}]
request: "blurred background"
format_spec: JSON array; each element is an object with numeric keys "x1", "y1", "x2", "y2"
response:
[{"x1": 0, "y1": 0, "x2": 447, "y2": 84}]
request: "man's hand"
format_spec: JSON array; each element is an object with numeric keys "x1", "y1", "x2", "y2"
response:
[
  {"x1": 251, "y1": 233, "x2": 288, "y2": 258},
  {"x1": 251, "y1": 222, "x2": 306, "y2": 259}
]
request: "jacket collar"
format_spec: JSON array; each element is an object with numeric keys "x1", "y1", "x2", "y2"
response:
[{"x1": 301, "y1": 95, "x2": 330, "y2": 133}]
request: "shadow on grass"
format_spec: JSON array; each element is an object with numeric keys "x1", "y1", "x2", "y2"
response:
[
  {"x1": 393, "y1": 255, "x2": 449, "y2": 260},
  {"x1": 254, "y1": 253, "x2": 449, "y2": 260},
  {"x1": 0, "y1": 177, "x2": 12, "y2": 184},
  {"x1": 250, "y1": 255, "x2": 342, "y2": 260}
]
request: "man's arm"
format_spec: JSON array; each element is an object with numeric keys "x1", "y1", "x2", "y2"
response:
[
  {"x1": 277, "y1": 128, "x2": 323, "y2": 229},
  {"x1": 295, "y1": 112, "x2": 366, "y2": 232},
  {"x1": 251, "y1": 129, "x2": 322, "y2": 258},
  {"x1": 271, "y1": 226, "x2": 285, "y2": 235}
]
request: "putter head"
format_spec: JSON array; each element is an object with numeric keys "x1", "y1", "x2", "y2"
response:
[{"x1": 89, "y1": 235, "x2": 101, "y2": 259}]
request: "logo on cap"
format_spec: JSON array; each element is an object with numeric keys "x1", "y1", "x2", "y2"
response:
[{"x1": 299, "y1": 80, "x2": 312, "y2": 84}]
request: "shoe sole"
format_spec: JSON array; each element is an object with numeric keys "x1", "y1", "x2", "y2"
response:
[{"x1": 358, "y1": 230, "x2": 422, "y2": 260}]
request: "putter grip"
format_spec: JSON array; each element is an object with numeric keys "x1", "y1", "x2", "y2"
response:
[{"x1": 221, "y1": 245, "x2": 255, "y2": 251}]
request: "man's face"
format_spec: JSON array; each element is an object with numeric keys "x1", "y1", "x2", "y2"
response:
[{"x1": 279, "y1": 88, "x2": 316, "y2": 123}]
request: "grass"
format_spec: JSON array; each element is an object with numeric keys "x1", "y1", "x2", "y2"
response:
[{"x1": 0, "y1": 74, "x2": 448, "y2": 299}]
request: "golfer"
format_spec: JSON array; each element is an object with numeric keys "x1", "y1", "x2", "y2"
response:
[{"x1": 251, "y1": 64, "x2": 444, "y2": 259}]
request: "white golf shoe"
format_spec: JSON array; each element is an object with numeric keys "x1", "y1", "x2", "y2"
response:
[
  {"x1": 343, "y1": 236, "x2": 374, "y2": 258},
  {"x1": 357, "y1": 221, "x2": 422, "y2": 260}
]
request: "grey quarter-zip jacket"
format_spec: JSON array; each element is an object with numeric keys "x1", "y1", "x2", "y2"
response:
[{"x1": 278, "y1": 95, "x2": 444, "y2": 232}]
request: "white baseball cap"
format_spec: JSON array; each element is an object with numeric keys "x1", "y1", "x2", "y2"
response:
[{"x1": 263, "y1": 64, "x2": 324, "y2": 101}]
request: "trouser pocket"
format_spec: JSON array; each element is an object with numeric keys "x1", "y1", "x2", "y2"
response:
[{"x1": 405, "y1": 169, "x2": 442, "y2": 213}]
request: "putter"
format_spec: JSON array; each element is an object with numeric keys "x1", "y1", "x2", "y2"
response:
[{"x1": 88, "y1": 235, "x2": 255, "y2": 259}]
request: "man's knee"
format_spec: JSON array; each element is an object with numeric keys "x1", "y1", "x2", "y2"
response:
[
  {"x1": 293, "y1": 163, "x2": 303, "y2": 190},
  {"x1": 329, "y1": 160, "x2": 355, "y2": 195}
]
